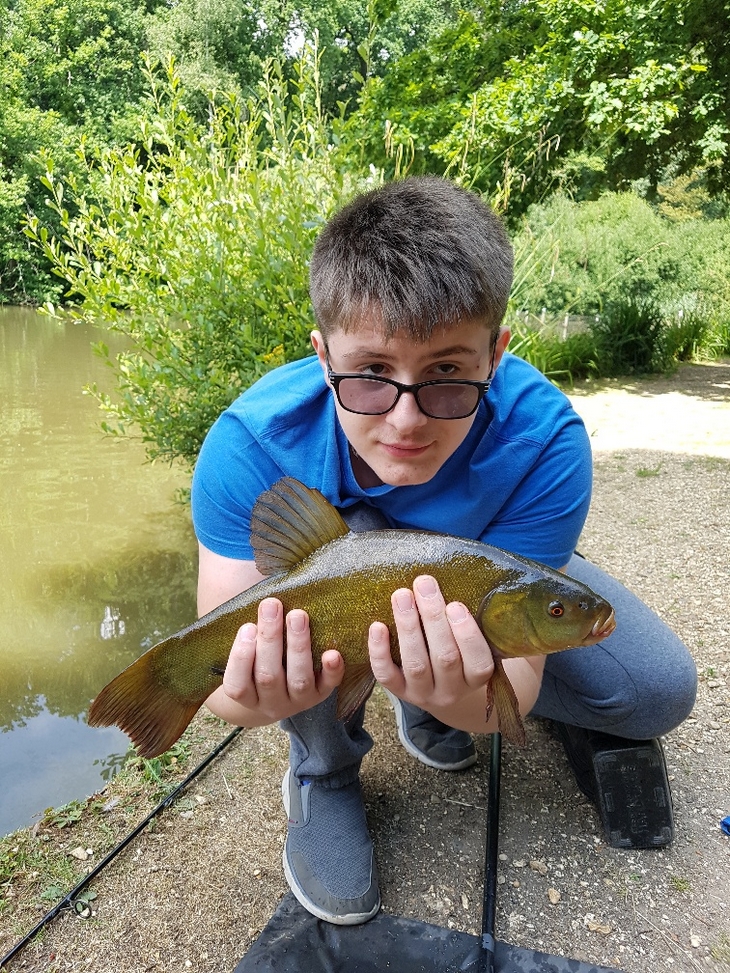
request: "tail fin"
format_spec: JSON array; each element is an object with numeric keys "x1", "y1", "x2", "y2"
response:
[{"x1": 88, "y1": 652, "x2": 204, "y2": 758}]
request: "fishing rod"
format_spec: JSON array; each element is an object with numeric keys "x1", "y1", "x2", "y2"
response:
[
  {"x1": 478, "y1": 732, "x2": 502, "y2": 973},
  {"x1": 0, "y1": 726, "x2": 243, "y2": 970}
]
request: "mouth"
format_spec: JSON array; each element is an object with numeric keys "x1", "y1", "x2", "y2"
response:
[
  {"x1": 584, "y1": 608, "x2": 616, "y2": 643},
  {"x1": 380, "y1": 442, "x2": 431, "y2": 458}
]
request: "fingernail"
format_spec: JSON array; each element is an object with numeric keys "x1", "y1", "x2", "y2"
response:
[
  {"x1": 395, "y1": 590, "x2": 413, "y2": 613},
  {"x1": 260, "y1": 600, "x2": 278, "y2": 620},
  {"x1": 239, "y1": 623, "x2": 257, "y2": 642},
  {"x1": 446, "y1": 602, "x2": 468, "y2": 623},
  {"x1": 288, "y1": 611, "x2": 306, "y2": 633},
  {"x1": 369, "y1": 622, "x2": 384, "y2": 643},
  {"x1": 415, "y1": 576, "x2": 438, "y2": 597}
]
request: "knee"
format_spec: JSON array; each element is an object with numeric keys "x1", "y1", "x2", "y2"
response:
[
  {"x1": 610, "y1": 650, "x2": 698, "y2": 739},
  {"x1": 536, "y1": 640, "x2": 699, "y2": 740},
  {"x1": 638, "y1": 653, "x2": 698, "y2": 738}
]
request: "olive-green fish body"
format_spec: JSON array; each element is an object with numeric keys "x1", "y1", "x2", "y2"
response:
[{"x1": 89, "y1": 479, "x2": 616, "y2": 756}]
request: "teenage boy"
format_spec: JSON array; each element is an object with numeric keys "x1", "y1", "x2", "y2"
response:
[{"x1": 191, "y1": 177, "x2": 697, "y2": 926}]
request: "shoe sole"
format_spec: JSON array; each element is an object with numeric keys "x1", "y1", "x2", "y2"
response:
[
  {"x1": 383, "y1": 689, "x2": 478, "y2": 771},
  {"x1": 281, "y1": 770, "x2": 381, "y2": 925}
]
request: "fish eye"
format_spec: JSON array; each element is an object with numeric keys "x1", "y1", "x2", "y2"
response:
[{"x1": 548, "y1": 601, "x2": 565, "y2": 618}]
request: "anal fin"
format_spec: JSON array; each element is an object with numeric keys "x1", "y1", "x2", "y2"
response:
[{"x1": 335, "y1": 663, "x2": 376, "y2": 722}]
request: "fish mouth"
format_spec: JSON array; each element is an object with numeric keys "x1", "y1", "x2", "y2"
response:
[{"x1": 584, "y1": 608, "x2": 616, "y2": 643}]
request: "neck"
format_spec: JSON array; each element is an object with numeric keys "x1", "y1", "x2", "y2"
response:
[{"x1": 349, "y1": 443, "x2": 383, "y2": 488}]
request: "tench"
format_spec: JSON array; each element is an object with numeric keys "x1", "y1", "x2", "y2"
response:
[{"x1": 88, "y1": 477, "x2": 615, "y2": 755}]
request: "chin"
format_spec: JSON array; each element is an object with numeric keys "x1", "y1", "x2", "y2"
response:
[{"x1": 375, "y1": 463, "x2": 439, "y2": 487}]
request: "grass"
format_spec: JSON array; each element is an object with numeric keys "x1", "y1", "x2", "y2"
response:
[
  {"x1": 0, "y1": 713, "x2": 229, "y2": 952},
  {"x1": 669, "y1": 875, "x2": 692, "y2": 893},
  {"x1": 711, "y1": 933, "x2": 730, "y2": 963},
  {"x1": 635, "y1": 462, "x2": 663, "y2": 478}
]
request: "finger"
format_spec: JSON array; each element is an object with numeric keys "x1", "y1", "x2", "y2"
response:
[
  {"x1": 412, "y1": 576, "x2": 464, "y2": 683},
  {"x1": 283, "y1": 609, "x2": 317, "y2": 700},
  {"x1": 391, "y1": 587, "x2": 433, "y2": 690},
  {"x1": 222, "y1": 623, "x2": 258, "y2": 703},
  {"x1": 445, "y1": 601, "x2": 494, "y2": 687},
  {"x1": 252, "y1": 598, "x2": 286, "y2": 696},
  {"x1": 368, "y1": 621, "x2": 406, "y2": 695},
  {"x1": 317, "y1": 648, "x2": 346, "y2": 695}
]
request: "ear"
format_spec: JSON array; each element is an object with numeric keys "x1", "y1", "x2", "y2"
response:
[
  {"x1": 310, "y1": 330, "x2": 329, "y2": 380},
  {"x1": 492, "y1": 325, "x2": 511, "y2": 372}
]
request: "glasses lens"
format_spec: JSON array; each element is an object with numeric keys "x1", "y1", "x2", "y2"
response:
[
  {"x1": 337, "y1": 377, "x2": 399, "y2": 414},
  {"x1": 417, "y1": 383, "x2": 481, "y2": 419}
]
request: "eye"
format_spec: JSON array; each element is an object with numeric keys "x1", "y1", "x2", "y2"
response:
[
  {"x1": 361, "y1": 363, "x2": 388, "y2": 376},
  {"x1": 548, "y1": 602, "x2": 565, "y2": 617},
  {"x1": 431, "y1": 362, "x2": 458, "y2": 377}
]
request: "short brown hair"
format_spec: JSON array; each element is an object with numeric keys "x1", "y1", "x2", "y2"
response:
[{"x1": 309, "y1": 176, "x2": 514, "y2": 340}]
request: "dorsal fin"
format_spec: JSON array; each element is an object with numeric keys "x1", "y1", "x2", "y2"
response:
[{"x1": 250, "y1": 477, "x2": 351, "y2": 576}]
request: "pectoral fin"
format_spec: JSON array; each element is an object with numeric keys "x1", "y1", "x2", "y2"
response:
[
  {"x1": 335, "y1": 663, "x2": 376, "y2": 722},
  {"x1": 485, "y1": 657, "x2": 526, "y2": 747}
]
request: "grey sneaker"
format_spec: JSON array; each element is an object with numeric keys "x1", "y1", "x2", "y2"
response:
[
  {"x1": 384, "y1": 689, "x2": 477, "y2": 770},
  {"x1": 282, "y1": 769, "x2": 381, "y2": 925}
]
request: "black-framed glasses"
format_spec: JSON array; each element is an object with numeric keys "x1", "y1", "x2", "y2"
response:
[{"x1": 326, "y1": 357, "x2": 494, "y2": 420}]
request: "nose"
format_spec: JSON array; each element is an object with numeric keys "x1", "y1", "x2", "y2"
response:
[{"x1": 386, "y1": 391, "x2": 429, "y2": 432}]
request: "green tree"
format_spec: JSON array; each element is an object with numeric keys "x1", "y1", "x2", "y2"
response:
[
  {"x1": 511, "y1": 191, "x2": 730, "y2": 340},
  {"x1": 144, "y1": 0, "x2": 292, "y2": 115},
  {"x1": 349, "y1": 0, "x2": 730, "y2": 215},
  {"x1": 290, "y1": 0, "x2": 461, "y2": 115},
  {"x1": 0, "y1": 0, "x2": 161, "y2": 302},
  {"x1": 27, "y1": 54, "x2": 374, "y2": 468},
  {"x1": 5, "y1": 0, "x2": 155, "y2": 137}
]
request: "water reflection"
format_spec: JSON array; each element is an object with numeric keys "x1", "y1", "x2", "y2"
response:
[{"x1": 0, "y1": 308, "x2": 198, "y2": 835}]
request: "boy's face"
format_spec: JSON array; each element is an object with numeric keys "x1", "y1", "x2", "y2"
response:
[{"x1": 311, "y1": 317, "x2": 510, "y2": 488}]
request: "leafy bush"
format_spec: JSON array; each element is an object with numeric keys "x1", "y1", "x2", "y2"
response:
[
  {"x1": 592, "y1": 297, "x2": 669, "y2": 375},
  {"x1": 506, "y1": 313, "x2": 598, "y2": 383},
  {"x1": 511, "y1": 191, "x2": 730, "y2": 364},
  {"x1": 27, "y1": 52, "x2": 374, "y2": 469}
]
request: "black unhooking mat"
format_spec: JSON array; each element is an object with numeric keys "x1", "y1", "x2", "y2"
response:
[{"x1": 233, "y1": 892, "x2": 625, "y2": 973}]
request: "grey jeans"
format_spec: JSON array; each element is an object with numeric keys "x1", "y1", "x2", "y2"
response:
[{"x1": 281, "y1": 509, "x2": 698, "y2": 783}]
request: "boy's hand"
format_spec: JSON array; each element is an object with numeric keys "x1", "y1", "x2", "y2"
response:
[
  {"x1": 368, "y1": 575, "x2": 495, "y2": 717},
  {"x1": 217, "y1": 598, "x2": 345, "y2": 724}
]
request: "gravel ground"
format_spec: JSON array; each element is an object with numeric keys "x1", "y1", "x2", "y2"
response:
[{"x1": 3, "y1": 360, "x2": 729, "y2": 973}]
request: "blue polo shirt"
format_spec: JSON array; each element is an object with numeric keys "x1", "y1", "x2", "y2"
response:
[{"x1": 191, "y1": 352, "x2": 591, "y2": 569}]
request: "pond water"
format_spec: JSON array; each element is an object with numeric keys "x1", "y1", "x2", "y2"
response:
[{"x1": 0, "y1": 307, "x2": 198, "y2": 836}]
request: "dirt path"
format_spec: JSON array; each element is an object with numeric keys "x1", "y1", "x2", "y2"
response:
[{"x1": 2, "y1": 361, "x2": 729, "y2": 973}]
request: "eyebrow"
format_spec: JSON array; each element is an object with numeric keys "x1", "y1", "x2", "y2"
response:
[{"x1": 338, "y1": 344, "x2": 480, "y2": 363}]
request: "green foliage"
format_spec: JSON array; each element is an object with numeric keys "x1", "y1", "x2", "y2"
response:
[
  {"x1": 508, "y1": 189, "x2": 730, "y2": 375},
  {"x1": 592, "y1": 296, "x2": 669, "y2": 374},
  {"x1": 0, "y1": 0, "x2": 158, "y2": 302},
  {"x1": 125, "y1": 735, "x2": 193, "y2": 799},
  {"x1": 346, "y1": 0, "x2": 730, "y2": 214},
  {"x1": 42, "y1": 799, "x2": 86, "y2": 829},
  {"x1": 512, "y1": 192, "x2": 730, "y2": 344},
  {"x1": 27, "y1": 52, "x2": 373, "y2": 468},
  {"x1": 657, "y1": 169, "x2": 727, "y2": 222},
  {"x1": 6, "y1": 0, "x2": 153, "y2": 133},
  {"x1": 506, "y1": 315, "x2": 598, "y2": 383},
  {"x1": 292, "y1": 0, "x2": 460, "y2": 117},
  {"x1": 144, "y1": 0, "x2": 291, "y2": 116}
]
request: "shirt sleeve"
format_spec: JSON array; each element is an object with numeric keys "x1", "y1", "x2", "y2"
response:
[
  {"x1": 480, "y1": 412, "x2": 592, "y2": 569},
  {"x1": 190, "y1": 411, "x2": 283, "y2": 561}
]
